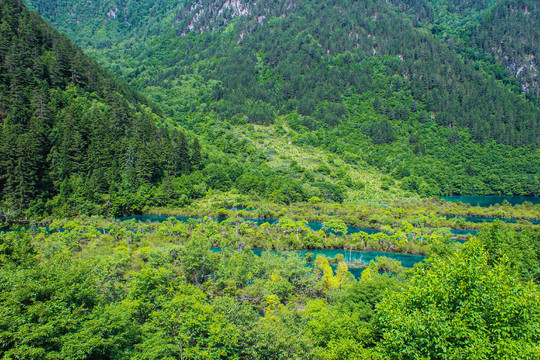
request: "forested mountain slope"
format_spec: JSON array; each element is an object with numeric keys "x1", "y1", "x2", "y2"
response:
[
  {"x1": 2, "y1": 3, "x2": 540, "y2": 357},
  {"x1": 22, "y1": 0, "x2": 540, "y2": 198},
  {"x1": 3, "y1": 0, "x2": 418, "y2": 222},
  {"x1": 0, "y1": 0, "x2": 203, "y2": 217},
  {"x1": 471, "y1": 0, "x2": 539, "y2": 96},
  {"x1": 25, "y1": 0, "x2": 539, "y2": 144},
  {"x1": 394, "y1": 0, "x2": 539, "y2": 97}
]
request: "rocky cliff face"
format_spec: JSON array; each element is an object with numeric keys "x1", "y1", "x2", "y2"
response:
[
  {"x1": 173, "y1": 0, "x2": 297, "y2": 35},
  {"x1": 475, "y1": 1, "x2": 539, "y2": 96},
  {"x1": 25, "y1": 0, "x2": 296, "y2": 36}
]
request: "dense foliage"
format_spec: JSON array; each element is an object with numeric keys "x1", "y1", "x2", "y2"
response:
[
  {"x1": 378, "y1": 238, "x2": 540, "y2": 359},
  {"x1": 395, "y1": 0, "x2": 539, "y2": 97},
  {"x1": 23, "y1": 0, "x2": 540, "y2": 198},
  {"x1": 0, "y1": 218, "x2": 538, "y2": 359},
  {"x1": 0, "y1": 0, "x2": 205, "y2": 216},
  {"x1": 2, "y1": 1, "x2": 539, "y2": 358},
  {"x1": 2, "y1": 0, "x2": 369, "y2": 219}
]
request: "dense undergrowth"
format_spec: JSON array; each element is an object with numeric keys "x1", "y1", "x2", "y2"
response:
[{"x1": 1, "y1": 217, "x2": 539, "y2": 359}]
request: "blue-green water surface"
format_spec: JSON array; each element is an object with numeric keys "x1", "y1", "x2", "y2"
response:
[
  {"x1": 118, "y1": 215, "x2": 382, "y2": 235},
  {"x1": 441, "y1": 195, "x2": 540, "y2": 207},
  {"x1": 210, "y1": 248, "x2": 424, "y2": 278},
  {"x1": 119, "y1": 216, "x2": 424, "y2": 278},
  {"x1": 450, "y1": 229, "x2": 478, "y2": 236},
  {"x1": 446, "y1": 215, "x2": 539, "y2": 225},
  {"x1": 119, "y1": 215, "x2": 481, "y2": 240}
]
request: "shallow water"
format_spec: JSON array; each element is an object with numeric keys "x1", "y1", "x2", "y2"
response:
[
  {"x1": 450, "y1": 229, "x2": 478, "y2": 235},
  {"x1": 249, "y1": 248, "x2": 424, "y2": 268},
  {"x1": 441, "y1": 195, "x2": 540, "y2": 207},
  {"x1": 120, "y1": 215, "x2": 427, "y2": 277},
  {"x1": 118, "y1": 215, "x2": 382, "y2": 235},
  {"x1": 446, "y1": 215, "x2": 539, "y2": 225},
  {"x1": 211, "y1": 248, "x2": 425, "y2": 278},
  {"x1": 119, "y1": 215, "x2": 484, "y2": 242}
]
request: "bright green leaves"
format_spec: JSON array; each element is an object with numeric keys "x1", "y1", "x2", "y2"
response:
[
  {"x1": 176, "y1": 232, "x2": 219, "y2": 285},
  {"x1": 0, "y1": 231, "x2": 36, "y2": 268},
  {"x1": 0, "y1": 254, "x2": 109, "y2": 359},
  {"x1": 1, "y1": 216, "x2": 539, "y2": 358},
  {"x1": 377, "y1": 239, "x2": 540, "y2": 359},
  {"x1": 134, "y1": 291, "x2": 239, "y2": 360},
  {"x1": 59, "y1": 300, "x2": 140, "y2": 360},
  {"x1": 478, "y1": 220, "x2": 540, "y2": 283}
]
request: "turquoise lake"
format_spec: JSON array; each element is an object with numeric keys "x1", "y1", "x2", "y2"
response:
[
  {"x1": 445, "y1": 215, "x2": 539, "y2": 225},
  {"x1": 441, "y1": 195, "x2": 540, "y2": 207},
  {"x1": 118, "y1": 215, "x2": 382, "y2": 235},
  {"x1": 213, "y1": 247, "x2": 423, "y2": 278},
  {"x1": 119, "y1": 215, "x2": 426, "y2": 277},
  {"x1": 210, "y1": 248, "x2": 423, "y2": 268},
  {"x1": 119, "y1": 214, "x2": 481, "y2": 237}
]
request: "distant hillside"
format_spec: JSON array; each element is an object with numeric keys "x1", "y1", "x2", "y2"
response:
[
  {"x1": 471, "y1": 0, "x2": 539, "y2": 96},
  {"x1": 393, "y1": 0, "x2": 539, "y2": 97},
  {"x1": 23, "y1": 0, "x2": 540, "y2": 197}
]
